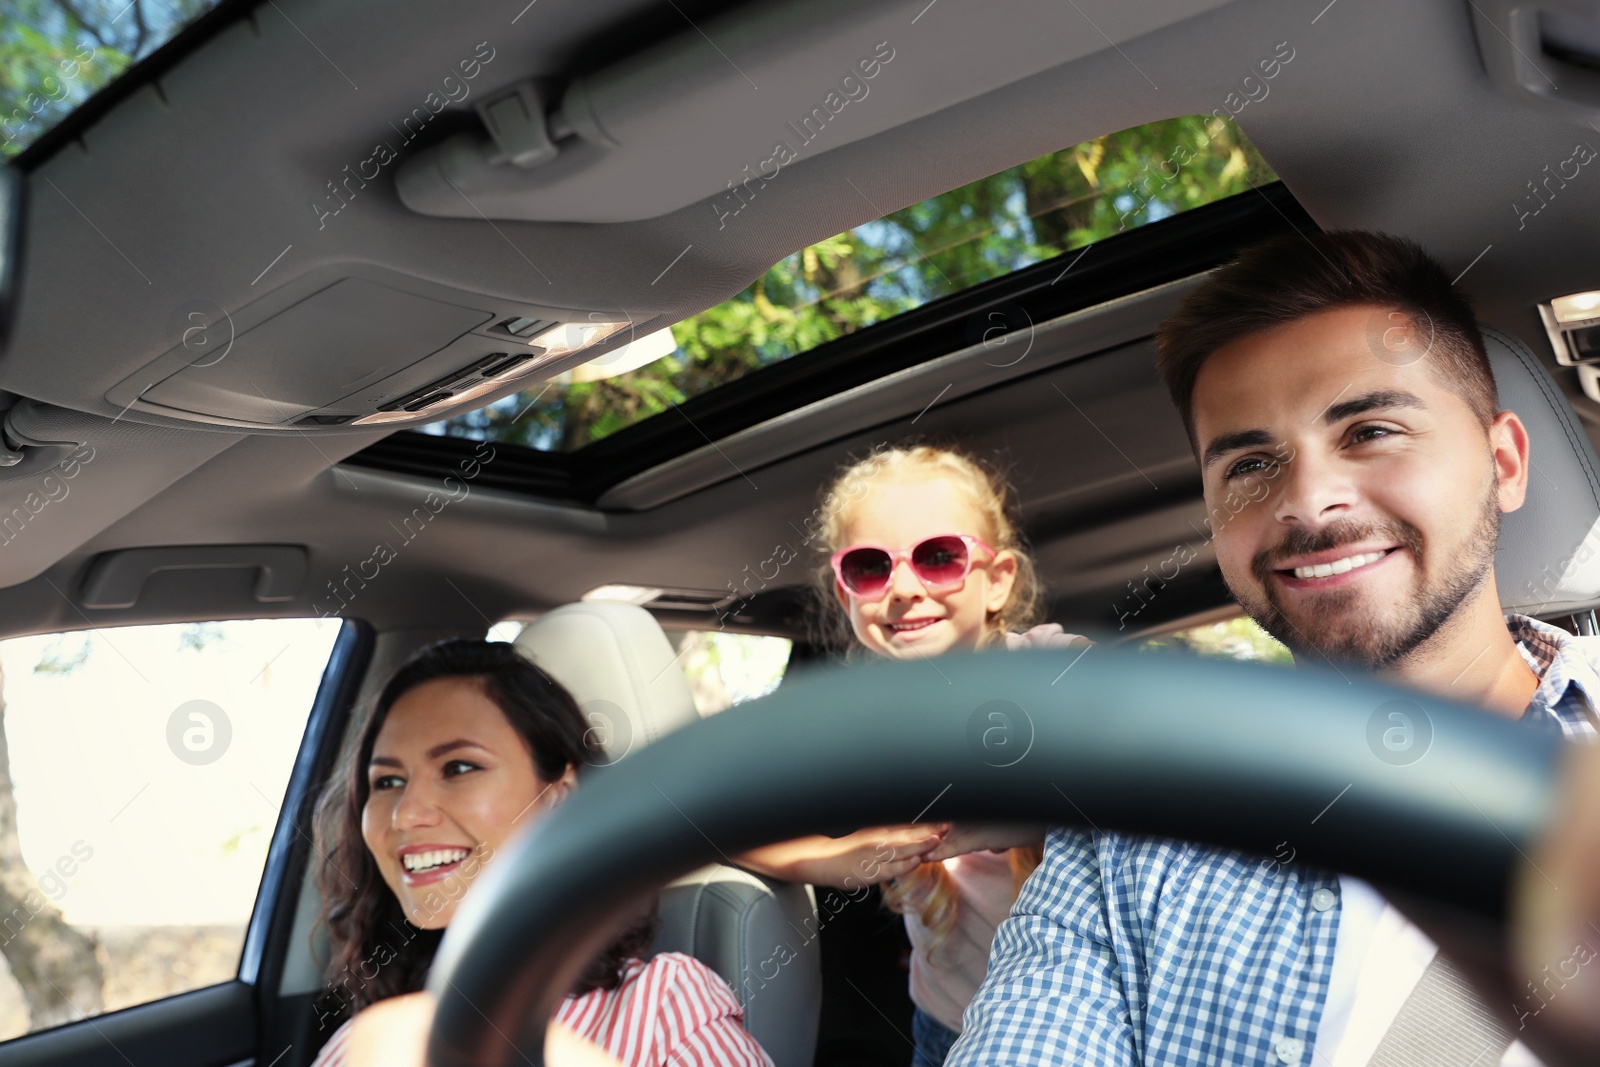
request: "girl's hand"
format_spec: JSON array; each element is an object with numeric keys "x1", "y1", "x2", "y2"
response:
[
  {"x1": 736, "y1": 824, "x2": 951, "y2": 888},
  {"x1": 924, "y1": 823, "x2": 1046, "y2": 862},
  {"x1": 347, "y1": 992, "x2": 623, "y2": 1067},
  {"x1": 1003, "y1": 624, "x2": 1091, "y2": 650}
]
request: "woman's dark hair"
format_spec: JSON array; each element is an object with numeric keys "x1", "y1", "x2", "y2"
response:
[{"x1": 311, "y1": 639, "x2": 656, "y2": 1030}]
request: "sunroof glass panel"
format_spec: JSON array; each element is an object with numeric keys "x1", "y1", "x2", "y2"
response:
[
  {"x1": 424, "y1": 114, "x2": 1277, "y2": 453},
  {"x1": 2, "y1": 0, "x2": 225, "y2": 158}
]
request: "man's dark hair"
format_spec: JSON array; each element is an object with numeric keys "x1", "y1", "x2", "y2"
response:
[{"x1": 1155, "y1": 230, "x2": 1497, "y2": 449}]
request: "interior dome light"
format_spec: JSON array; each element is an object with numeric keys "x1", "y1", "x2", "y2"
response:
[
  {"x1": 562, "y1": 327, "x2": 678, "y2": 384},
  {"x1": 1552, "y1": 291, "x2": 1600, "y2": 323},
  {"x1": 526, "y1": 319, "x2": 633, "y2": 360}
]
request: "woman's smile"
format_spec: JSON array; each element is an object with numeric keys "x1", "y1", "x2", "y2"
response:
[{"x1": 397, "y1": 843, "x2": 474, "y2": 886}]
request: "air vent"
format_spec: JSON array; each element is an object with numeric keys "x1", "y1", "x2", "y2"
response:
[
  {"x1": 648, "y1": 591, "x2": 740, "y2": 612},
  {"x1": 494, "y1": 316, "x2": 558, "y2": 338},
  {"x1": 579, "y1": 584, "x2": 807, "y2": 632},
  {"x1": 582, "y1": 585, "x2": 736, "y2": 611}
]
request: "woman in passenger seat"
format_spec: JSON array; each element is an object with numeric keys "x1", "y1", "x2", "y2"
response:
[
  {"x1": 308, "y1": 639, "x2": 773, "y2": 1067},
  {"x1": 735, "y1": 443, "x2": 1083, "y2": 1067}
]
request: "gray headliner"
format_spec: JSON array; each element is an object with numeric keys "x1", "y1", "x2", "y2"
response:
[{"x1": 4, "y1": 0, "x2": 1600, "y2": 639}]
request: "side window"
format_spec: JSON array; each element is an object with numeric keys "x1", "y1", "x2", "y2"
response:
[
  {"x1": 1138, "y1": 615, "x2": 1292, "y2": 664},
  {"x1": 672, "y1": 631, "x2": 792, "y2": 716},
  {"x1": 481, "y1": 622, "x2": 792, "y2": 717},
  {"x1": 0, "y1": 618, "x2": 342, "y2": 1041}
]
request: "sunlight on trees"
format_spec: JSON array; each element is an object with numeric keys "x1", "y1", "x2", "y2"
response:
[
  {"x1": 677, "y1": 632, "x2": 792, "y2": 716},
  {"x1": 1140, "y1": 616, "x2": 1293, "y2": 665},
  {"x1": 433, "y1": 115, "x2": 1275, "y2": 452},
  {"x1": 0, "y1": 1, "x2": 218, "y2": 157}
]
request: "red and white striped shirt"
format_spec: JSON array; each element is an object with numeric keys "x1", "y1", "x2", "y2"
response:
[{"x1": 310, "y1": 952, "x2": 772, "y2": 1067}]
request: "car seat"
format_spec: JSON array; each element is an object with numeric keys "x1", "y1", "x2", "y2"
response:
[
  {"x1": 1486, "y1": 325, "x2": 1600, "y2": 619},
  {"x1": 513, "y1": 601, "x2": 821, "y2": 1067}
]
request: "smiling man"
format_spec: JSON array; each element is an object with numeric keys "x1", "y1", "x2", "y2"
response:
[
  {"x1": 1176, "y1": 248, "x2": 1536, "y2": 705},
  {"x1": 945, "y1": 231, "x2": 1600, "y2": 1066}
]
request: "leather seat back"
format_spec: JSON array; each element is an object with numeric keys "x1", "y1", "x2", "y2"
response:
[
  {"x1": 514, "y1": 603, "x2": 819, "y2": 1067},
  {"x1": 653, "y1": 866, "x2": 821, "y2": 1067},
  {"x1": 1487, "y1": 327, "x2": 1600, "y2": 615}
]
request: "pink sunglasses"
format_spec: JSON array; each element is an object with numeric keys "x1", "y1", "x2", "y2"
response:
[{"x1": 830, "y1": 534, "x2": 997, "y2": 600}]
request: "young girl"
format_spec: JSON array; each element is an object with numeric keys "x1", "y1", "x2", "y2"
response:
[
  {"x1": 736, "y1": 444, "x2": 1078, "y2": 1067},
  {"x1": 311, "y1": 639, "x2": 771, "y2": 1067}
]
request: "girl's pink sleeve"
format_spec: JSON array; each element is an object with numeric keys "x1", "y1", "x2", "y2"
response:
[
  {"x1": 654, "y1": 953, "x2": 774, "y2": 1067},
  {"x1": 309, "y1": 1018, "x2": 353, "y2": 1067}
]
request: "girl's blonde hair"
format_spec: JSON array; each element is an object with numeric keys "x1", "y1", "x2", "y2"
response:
[
  {"x1": 810, "y1": 442, "x2": 1044, "y2": 950},
  {"x1": 809, "y1": 443, "x2": 1043, "y2": 652}
]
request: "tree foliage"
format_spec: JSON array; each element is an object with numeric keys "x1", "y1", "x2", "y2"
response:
[
  {"x1": 31, "y1": 633, "x2": 90, "y2": 674},
  {"x1": 1, "y1": 1, "x2": 215, "y2": 157},
  {"x1": 1140, "y1": 616, "x2": 1294, "y2": 665},
  {"x1": 0, "y1": 654, "x2": 105, "y2": 1031},
  {"x1": 438, "y1": 114, "x2": 1276, "y2": 452}
]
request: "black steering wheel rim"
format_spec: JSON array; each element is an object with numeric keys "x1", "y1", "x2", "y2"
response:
[{"x1": 422, "y1": 647, "x2": 1564, "y2": 1067}]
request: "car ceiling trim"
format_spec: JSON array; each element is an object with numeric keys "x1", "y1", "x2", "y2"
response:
[
  {"x1": 596, "y1": 276, "x2": 1204, "y2": 510},
  {"x1": 329, "y1": 464, "x2": 610, "y2": 534}
]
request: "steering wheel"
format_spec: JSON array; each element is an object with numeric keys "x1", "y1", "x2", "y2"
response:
[{"x1": 422, "y1": 647, "x2": 1565, "y2": 1067}]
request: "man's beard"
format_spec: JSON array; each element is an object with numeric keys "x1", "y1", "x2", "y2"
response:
[{"x1": 1232, "y1": 478, "x2": 1500, "y2": 671}]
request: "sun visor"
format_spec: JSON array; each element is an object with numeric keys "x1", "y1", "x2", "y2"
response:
[{"x1": 393, "y1": 0, "x2": 1238, "y2": 224}]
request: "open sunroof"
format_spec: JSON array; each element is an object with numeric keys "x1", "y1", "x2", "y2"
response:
[
  {"x1": 1, "y1": 0, "x2": 225, "y2": 158},
  {"x1": 420, "y1": 114, "x2": 1277, "y2": 454}
]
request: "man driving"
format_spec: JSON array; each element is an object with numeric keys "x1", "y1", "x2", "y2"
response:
[{"x1": 946, "y1": 230, "x2": 1599, "y2": 1066}]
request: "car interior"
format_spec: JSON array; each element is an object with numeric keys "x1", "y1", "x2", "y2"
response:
[{"x1": 3, "y1": 0, "x2": 1600, "y2": 1065}]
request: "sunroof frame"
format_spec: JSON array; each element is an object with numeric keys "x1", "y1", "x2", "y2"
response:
[
  {"x1": 344, "y1": 180, "x2": 1318, "y2": 507},
  {"x1": 9, "y1": 0, "x2": 262, "y2": 170}
]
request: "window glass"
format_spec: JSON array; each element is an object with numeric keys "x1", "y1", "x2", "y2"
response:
[
  {"x1": 484, "y1": 620, "x2": 524, "y2": 644},
  {"x1": 2, "y1": 0, "x2": 226, "y2": 158},
  {"x1": 0, "y1": 618, "x2": 342, "y2": 1040},
  {"x1": 674, "y1": 631, "x2": 792, "y2": 716},
  {"x1": 1138, "y1": 615, "x2": 1292, "y2": 664},
  {"x1": 424, "y1": 114, "x2": 1277, "y2": 452}
]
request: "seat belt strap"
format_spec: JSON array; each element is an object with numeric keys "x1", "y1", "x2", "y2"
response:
[{"x1": 1364, "y1": 952, "x2": 1515, "y2": 1067}]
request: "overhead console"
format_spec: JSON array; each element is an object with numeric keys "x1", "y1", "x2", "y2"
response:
[{"x1": 105, "y1": 264, "x2": 642, "y2": 431}]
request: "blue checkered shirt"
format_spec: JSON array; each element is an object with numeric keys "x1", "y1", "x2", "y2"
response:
[{"x1": 946, "y1": 614, "x2": 1600, "y2": 1066}]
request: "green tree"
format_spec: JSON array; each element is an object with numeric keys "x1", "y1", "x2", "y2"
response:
[
  {"x1": 1, "y1": 0, "x2": 214, "y2": 158},
  {"x1": 441, "y1": 115, "x2": 1275, "y2": 452},
  {"x1": 31, "y1": 633, "x2": 89, "y2": 674},
  {"x1": 1140, "y1": 616, "x2": 1293, "y2": 665},
  {"x1": 0, "y1": 652, "x2": 105, "y2": 1031}
]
